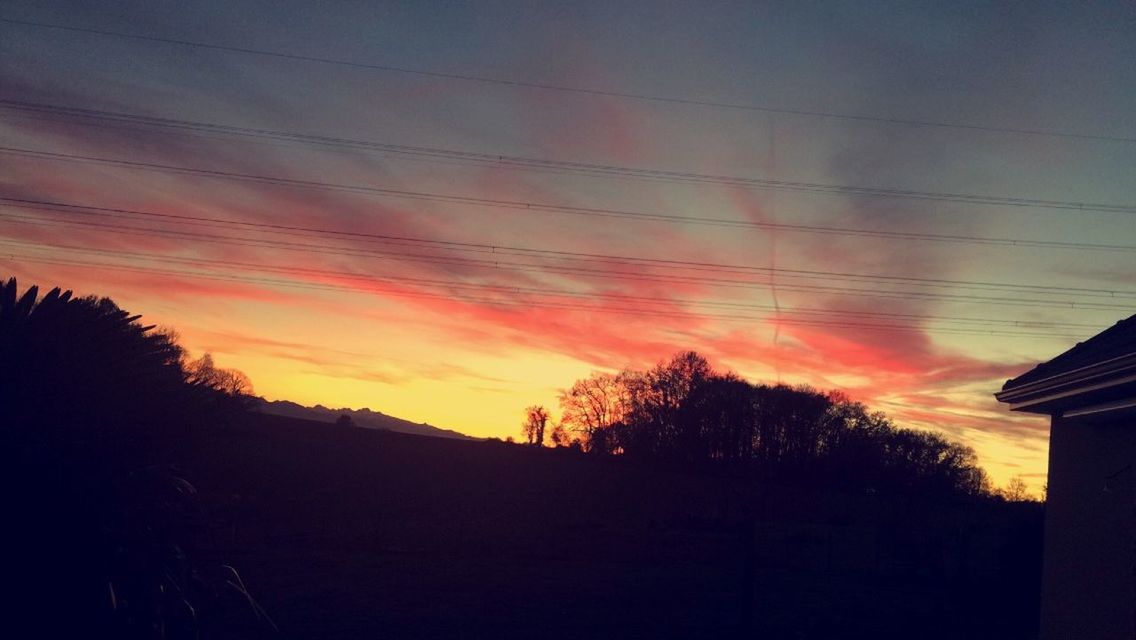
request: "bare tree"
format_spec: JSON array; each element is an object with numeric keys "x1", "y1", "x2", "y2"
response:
[
  {"x1": 185, "y1": 353, "x2": 253, "y2": 396},
  {"x1": 558, "y1": 372, "x2": 627, "y2": 453},
  {"x1": 522, "y1": 405, "x2": 551, "y2": 446},
  {"x1": 1001, "y1": 475, "x2": 1032, "y2": 502}
]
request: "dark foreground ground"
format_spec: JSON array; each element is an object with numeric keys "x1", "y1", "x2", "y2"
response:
[{"x1": 129, "y1": 414, "x2": 1043, "y2": 640}]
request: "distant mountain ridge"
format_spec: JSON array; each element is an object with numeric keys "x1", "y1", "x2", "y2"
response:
[{"x1": 254, "y1": 399, "x2": 475, "y2": 440}]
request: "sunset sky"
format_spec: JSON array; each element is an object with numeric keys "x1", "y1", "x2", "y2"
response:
[{"x1": 2, "y1": 1, "x2": 1134, "y2": 493}]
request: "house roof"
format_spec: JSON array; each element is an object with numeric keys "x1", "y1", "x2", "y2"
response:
[
  {"x1": 996, "y1": 315, "x2": 1136, "y2": 416},
  {"x1": 1002, "y1": 314, "x2": 1136, "y2": 392}
]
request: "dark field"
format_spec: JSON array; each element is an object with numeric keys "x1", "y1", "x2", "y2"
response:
[{"x1": 158, "y1": 415, "x2": 1042, "y2": 639}]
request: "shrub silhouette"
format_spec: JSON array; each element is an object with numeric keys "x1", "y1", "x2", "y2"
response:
[
  {"x1": 1, "y1": 279, "x2": 186, "y2": 439},
  {"x1": 1, "y1": 277, "x2": 273, "y2": 638}
]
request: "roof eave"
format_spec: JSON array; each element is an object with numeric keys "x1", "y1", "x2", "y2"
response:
[{"x1": 995, "y1": 352, "x2": 1136, "y2": 416}]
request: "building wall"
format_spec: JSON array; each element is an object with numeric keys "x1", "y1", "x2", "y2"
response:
[{"x1": 1042, "y1": 412, "x2": 1136, "y2": 640}]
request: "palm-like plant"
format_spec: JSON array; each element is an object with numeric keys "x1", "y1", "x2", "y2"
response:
[
  {"x1": 1, "y1": 277, "x2": 187, "y2": 436},
  {"x1": 2, "y1": 277, "x2": 275, "y2": 638},
  {"x1": 1, "y1": 278, "x2": 60, "y2": 323}
]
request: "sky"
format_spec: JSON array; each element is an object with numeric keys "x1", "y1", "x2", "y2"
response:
[{"x1": 2, "y1": 1, "x2": 1134, "y2": 493}]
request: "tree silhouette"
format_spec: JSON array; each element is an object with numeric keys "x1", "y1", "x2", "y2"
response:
[
  {"x1": 549, "y1": 421, "x2": 571, "y2": 447},
  {"x1": 1000, "y1": 475, "x2": 1032, "y2": 502},
  {"x1": 631, "y1": 351, "x2": 714, "y2": 461},
  {"x1": 185, "y1": 352, "x2": 254, "y2": 396},
  {"x1": 522, "y1": 405, "x2": 551, "y2": 446},
  {"x1": 684, "y1": 373, "x2": 756, "y2": 463},
  {"x1": 558, "y1": 371, "x2": 628, "y2": 454},
  {"x1": 542, "y1": 350, "x2": 993, "y2": 498}
]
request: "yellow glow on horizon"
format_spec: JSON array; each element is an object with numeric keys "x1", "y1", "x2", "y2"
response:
[
  {"x1": 191, "y1": 334, "x2": 595, "y2": 438},
  {"x1": 3, "y1": 266, "x2": 1055, "y2": 496}
]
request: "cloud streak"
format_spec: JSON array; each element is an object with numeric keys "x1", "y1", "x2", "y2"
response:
[{"x1": 3, "y1": 0, "x2": 1134, "y2": 492}]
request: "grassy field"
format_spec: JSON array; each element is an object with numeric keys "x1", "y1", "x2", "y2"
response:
[{"x1": 168, "y1": 414, "x2": 1041, "y2": 639}]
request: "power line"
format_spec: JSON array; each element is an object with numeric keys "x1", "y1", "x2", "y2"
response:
[
  {"x1": 3, "y1": 197, "x2": 1134, "y2": 298},
  {"x1": 5, "y1": 124, "x2": 1131, "y2": 256},
  {"x1": 0, "y1": 249, "x2": 1089, "y2": 339},
  {"x1": 2, "y1": 16, "x2": 1132, "y2": 145},
  {"x1": 4, "y1": 146, "x2": 1135, "y2": 219},
  {"x1": 5, "y1": 100, "x2": 1136, "y2": 236},
  {"x1": 0, "y1": 239, "x2": 990, "y2": 329},
  {"x1": 3, "y1": 211, "x2": 1133, "y2": 312},
  {"x1": 0, "y1": 237, "x2": 1109, "y2": 331},
  {"x1": 4, "y1": 210, "x2": 1130, "y2": 307}
]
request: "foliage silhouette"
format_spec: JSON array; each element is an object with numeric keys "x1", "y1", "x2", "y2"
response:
[
  {"x1": 558, "y1": 370, "x2": 628, "y2": 454},
  {"x1": 521, "y1": 405, "x2": 550, "y2": 446},
  {"x1": 553, "y1": 351, "x2": 991, "y2": 498},
  {"x1": 186, "y1": 352, "x2": 255, "y2": 398},
  {"x1": 548, "y1": 421, "x2": 571, "y2": 447},
  {"x1": 1, "y1": 277, "x2": 272, "y2": 638}
]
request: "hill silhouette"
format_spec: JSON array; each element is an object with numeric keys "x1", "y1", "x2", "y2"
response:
[
  {"x1": 2, "y1": 277, "x2": 1042, "y2": 639},
  {"x1": 186, "y1": 412, "x2": 1043, "y2": 639},
  {"x1": 254, "y1": 398, "x2": 474, "y2": 440}
]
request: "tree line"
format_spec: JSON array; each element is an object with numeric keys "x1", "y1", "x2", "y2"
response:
[{"x1": 524, "y1": 351, "x2": 993, "y2": 498}]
